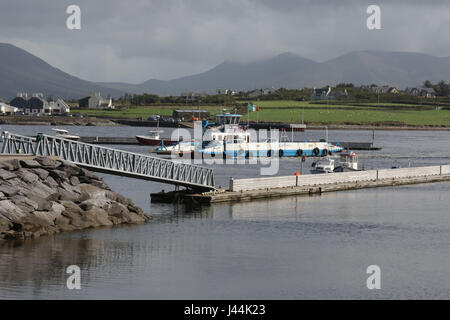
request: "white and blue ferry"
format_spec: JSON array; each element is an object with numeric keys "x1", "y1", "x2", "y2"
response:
[
  {"x1": 154, "y1": 113, "x2": 343, "y2": 158},
  {"x1": 200, "y1": 114, "x2": 343, "y2": 157}
]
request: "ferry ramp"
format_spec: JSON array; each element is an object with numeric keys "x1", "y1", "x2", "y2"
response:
[{"x1": 0, "y1": 132, "x2": 215, "y2": 191}]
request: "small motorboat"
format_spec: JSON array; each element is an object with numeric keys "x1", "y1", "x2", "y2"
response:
[
  {"x1": 135, "y1": 129, "x2": 178, "y2": 146},
  {"x1": 153, "y1": 140, "x2": 201, "y2": 157},
  {"x1": 311, "y1": 151, "x2": 361, "y2": 174},
  {"x1": 52, "y1": 128, "x2": 80, "y2": 141},
  {"x1": 310, "y1": 157, "x2": 336, "y2": 174}
]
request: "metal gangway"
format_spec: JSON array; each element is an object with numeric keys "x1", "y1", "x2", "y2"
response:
[{"x1": 1, "y1": 132, "x2": 215, "y2": 191}]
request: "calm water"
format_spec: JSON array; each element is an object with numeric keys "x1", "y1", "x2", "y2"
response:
[{"x1": 1, "y1": 125, "x2": 450, "y2": 299}]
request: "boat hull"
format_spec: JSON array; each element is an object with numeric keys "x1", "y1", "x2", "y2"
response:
[
  {"x1": 201, "y1": 142, "x2": 344, "y2": 157},
  {"x1": 135, "y1": 135, "x2": 177, "y2": 146}
]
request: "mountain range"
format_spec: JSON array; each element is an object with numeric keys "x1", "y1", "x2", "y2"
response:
[{"x1": 1, "y1": 43, "x2": 450, "y2": 100}]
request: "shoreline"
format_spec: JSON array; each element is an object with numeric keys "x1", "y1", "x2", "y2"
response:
[{"x1": 2, "y1": 115, "x2": 450, "y2": 130}]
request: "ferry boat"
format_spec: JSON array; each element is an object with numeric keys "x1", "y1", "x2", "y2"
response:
[
  {"x1": 52, "y1": 129, "x2": 80, "y2": 141},
  {"x1": 135, "y1": 129, "x2": 178, "y2": 146},
  {"x1": 199, "y1": 113, "x2": 343, "y2": 157},
  {"x1": 310, "y1": 151, "x2": 360, "y2": 174},
  {"x1": 154, "y1": 113, "x2": 343, "y2": 158}
]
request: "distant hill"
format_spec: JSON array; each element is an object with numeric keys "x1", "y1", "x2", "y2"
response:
[
  {"x1": 0, "y1": 43, "x2": 123, "y2": 100},
  {"x1": 98, "y1": 51, "x2": 450, "y2": 95},
  {"x1": 2, "y1": 43, "x2": 450, "y2": 99}
]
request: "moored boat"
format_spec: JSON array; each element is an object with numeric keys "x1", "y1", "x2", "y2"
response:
[
  {"x1": 135, "y1": 129, "x2": 178, "y2": 146},
  {"x1": 311, "y1": 151, "x2": 361, "y2": 174},
  {"x1": 52, "y1": 128, "x2": 80, "y2": 141}
]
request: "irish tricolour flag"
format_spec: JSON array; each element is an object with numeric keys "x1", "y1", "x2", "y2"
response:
[{"x1": 248, "y1": 103, "x2": 260, "y2": 111}]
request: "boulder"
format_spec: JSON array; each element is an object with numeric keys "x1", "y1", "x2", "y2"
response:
[
  {"x1": 49, "y1": 169, "x2": 69, "y2": 182},
  {"x1": 34, "y1": 157, "x2": 61, "y2": 169},
  {"x1": 61, "y1": 165, "x2": 83, "y2": 177},
  {"x1": 80, "y1": 168, "x2": 100, "y2": 180},
  {"x1": 16, "y1": 168, "x2": 39, "y2": 183},
  {"x1": 32, "y1": 211, "x2": 59, "y2": 226},
  {"x1": 0, "y1": 168, "x2": 16, "y2": 180},
  {"x1": 0, "y1": 162, "x2": 13, "y2": 171},
  {"x1": 32, "y1": 168, "x2": 49, "y2": 180},
  {"x1": 89, "y1": 179, "x2": 111, "y2": 190},
  {"x1": 70, "y1": 176, "x2": 80, "y2": 186},
  {"x1": 0, "y1": 184, "x2": 20, "y2": 197},
  {"x1": 83, "y1": 207, "x2": 113, "y2": 226},
  {"x1": 43, "y1": 176, "x2": 59, "y2": 188},
  {"x1": 60, "y1": 200, "x2": 83, "y2": 215},
  {"x1": 19, "y1": 159, "x2": 41, "y2": 168},
  {"x1": 0, "y1": 216, "x2": 11, "y2": 232},
  {"x1": 0, "y1": 159, "x2": 21, "y2": 171},
  {"x1": 10, "y1": 195, "x2": 39, "y2": 213},
  {"x1": 78, "y1": 183, "x2": 115, "y2": 200},
  {"x1": 28, "y1": 181, "x2": 56, "y2": 198},
  {"x1": 0, "y1": 200, "x2": 27, "y2": 221},
  {"x1": 115, "y1": 193, "x2": 134, "y2": 206},
  {"x1": 50, "y1": 202, "x2": 65, "y2": 215},
  {"x1": 57, "y1": 187, "x2": 82, "y2": 202},
  {"x1": 79, "y1": 198, "x2": 112, "y2": 211}
]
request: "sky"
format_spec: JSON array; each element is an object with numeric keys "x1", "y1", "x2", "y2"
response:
[{"x1": 1, "y1": 0, "x2": 450, "y2": 83}]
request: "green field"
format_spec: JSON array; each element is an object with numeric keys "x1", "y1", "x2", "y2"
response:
[{"x1": 71, "y1": 101, "x2": 450, "y2": 126}]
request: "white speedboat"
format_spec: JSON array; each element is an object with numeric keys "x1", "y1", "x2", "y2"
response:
[
  {"x1": 311, "y1": 152, "x2": 360, "y2": 174},
  {"x1": 52, "y1": 128, "x2": 80, "y2": 141}
]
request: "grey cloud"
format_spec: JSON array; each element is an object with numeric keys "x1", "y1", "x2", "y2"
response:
[{"x1": 1, "y1": 0, "x2": 449, "y2": 83}]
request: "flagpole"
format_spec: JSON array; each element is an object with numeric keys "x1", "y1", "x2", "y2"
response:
[{"x1": 247, "y1": 103, "x2": 250, "y2": 128}]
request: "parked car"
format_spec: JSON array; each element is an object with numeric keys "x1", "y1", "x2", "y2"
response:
[{"x1": 147, "y1": 115, "x2": 160, "y2": 121}]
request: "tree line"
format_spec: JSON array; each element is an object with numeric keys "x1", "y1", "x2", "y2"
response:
[{"x1": 111, "y1": 82, "x2": 450, "y2": 107}]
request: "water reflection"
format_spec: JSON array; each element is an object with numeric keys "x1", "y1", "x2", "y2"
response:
[{"x1": 1, "y1": 126, "x2": 450, "y2": 299}]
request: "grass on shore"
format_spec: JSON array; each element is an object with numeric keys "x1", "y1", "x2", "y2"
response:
[{"x1": 71, "y1": 101, "x2": 450, "y2": 126}]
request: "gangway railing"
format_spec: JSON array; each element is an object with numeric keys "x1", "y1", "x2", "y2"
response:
[{"x1": 1, "y1": 132, "x2": 215, "y2": 191}]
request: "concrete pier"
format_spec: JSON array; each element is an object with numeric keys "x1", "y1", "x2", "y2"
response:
[
  {"x1": 79, "y1": 136, "x2": 139, "y2": 144},
  {"x1": 151, "y1": 165, "x2": 450, "y2": 204}
]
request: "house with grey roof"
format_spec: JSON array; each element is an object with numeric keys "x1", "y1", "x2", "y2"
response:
[
  {"x1": 78, "y1": 92, "x2": 114, "y2": 109},
  {"x1": 180, "y1": 92, "x2": 209, "y2": 102},
  {"x1": 311, "y1": 87, "x2": 332, "y2": 100},
  {"x1": 370, "y1": 85, "x2": 399, "y2": 94},
  {"x1": 9, "y1": 93, "x2": 69, "y2": 115},
  {"x1": 405, "y1": 87, "x2": 436, "y2": 97}
]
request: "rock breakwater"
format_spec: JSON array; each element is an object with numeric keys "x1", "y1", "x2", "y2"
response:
[{"x1": 0, "y1": 157, "x2": 150, "y2": 240}]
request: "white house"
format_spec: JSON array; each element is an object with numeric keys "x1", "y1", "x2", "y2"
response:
[
  {"x1": 0, "y1": 102, "x2": 19, "y2": 115},
  {"x1": 48, "y1": 99, "x2": 70, "y2": 114}
]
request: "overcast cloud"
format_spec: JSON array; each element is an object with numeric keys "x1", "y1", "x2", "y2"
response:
[{"x1": 1, "y1": 0, "x2": 449, "y2": 83}]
